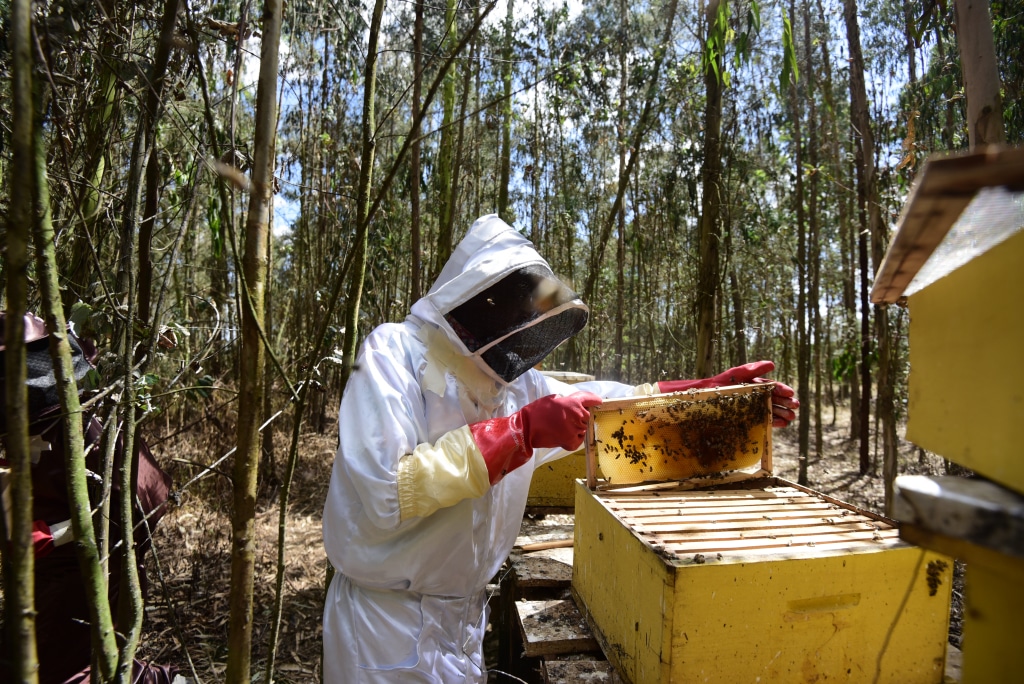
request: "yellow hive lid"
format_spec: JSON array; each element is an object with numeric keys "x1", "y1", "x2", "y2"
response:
[{"x1": 584, "y1": 383, "x2": 774, "y2": 489}]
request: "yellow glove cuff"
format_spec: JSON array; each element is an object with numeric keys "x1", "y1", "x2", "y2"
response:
[
  {"x1": 633, "y1": 382, "x2": 659, "y2": 396},
  {"x1": 397, "y1": 424, "x2": 491, "y2": 521}
]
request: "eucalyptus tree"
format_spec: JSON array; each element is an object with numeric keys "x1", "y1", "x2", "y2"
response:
[
  {"x1": 431, "y1": 0, "x2": 460, "y2": 276},
  {"x1": 954, "y1": 0, "x2": 1007, "y2": 148},
  {"x1": 692, "y1": 0, "x2": 768, "y2": 378},
  {"x1": 224, "y1": 0, "x2": 283, "y2": 678},
  {"x1": 843, "y1": 0, "x2": 879, "y2": 475},
  {"x1": 4, "y1": 0, "x2": 41, "y2": 679}
]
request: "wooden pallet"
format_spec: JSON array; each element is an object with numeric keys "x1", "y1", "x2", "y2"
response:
[{"x1": 498, "y1": 551, "x2": 622, "y2": 683}]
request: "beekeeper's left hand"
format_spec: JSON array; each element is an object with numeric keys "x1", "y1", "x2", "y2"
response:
[{"x1": 656, "y1": 360, "x2": 798, "y2": 428}]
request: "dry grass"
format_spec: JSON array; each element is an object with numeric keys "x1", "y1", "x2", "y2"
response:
[{"x1": 137, "y1": 416, "x2": 337, "y2": 683}]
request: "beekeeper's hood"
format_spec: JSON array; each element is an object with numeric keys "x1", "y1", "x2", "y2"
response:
[{"x1": 409, "y1": 215, "x2": 588, "y2": 386}]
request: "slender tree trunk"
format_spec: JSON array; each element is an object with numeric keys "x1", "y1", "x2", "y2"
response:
[
  {"x1": 935, "y1": 21, "x2": 957, "y2": 149},
  {"x1": 582, "y1": 0, "x2": 679, "y2": 306},
  {"x1": 695, "y1": 0, "x2": 724, "y2": 378},
  {"x1": 856, "y1": 164, "x2": 872, "y2": 474},
  {"x1": 340, "y1": 0, "x2": 385, "y2": 388},
  {"x1": 63, "y1": 0, "x2": 122, "y2": 308},
  {"x1": 728, "y1": 269, "x2": 747, "y2": 365},
  {"x1": 788, "y1": 0, "x2": 810, "y2": 486},
  {"x1": 262, "y1": 228, "x2": 276, "y2": 479},
  {"x1": 410, "y1": 0, "x2": 424, "y2": 302},
  {"x1": 530, "y1": 9, "x2": 543, "y2": 246},
  {"x1": 954, "y1": 0, "x2": 1007, "y2": 148},
  {"x1": 445, "y1": 12, "x2": 477, "y2": 245},
  {"x1": 225, "y1": 0, "x2": 282, "y2": 679},
  {"x1": 110, "y1": 106, "x2": 149, "y2": 680},
  {"x1": 804, "y1": 0, "x2": 823, "y2": 459},
  {"x1": 497, "y1": 0, "x2": 515, "y2": 221},
  {"x1": 432, "y1": 0, "x2": 458, "y2": 277},
  {"x1": 613, "y1": 0, "x2": 630, "y2": 381},
  {"x1": 138, "y1": 0, "x2": 181, "y2": 330},
  {"x1": 31, "y1": 91, "x2": 121, "y2": 684},
  {"x1": 844, "y1": 0, "x2": 875, "y2": 474},
  {"x1": 816, "y1": 0, "x2": 857, "y2": 436},
  {"x1": 903, "y1": 0, "x2": 918, "y2": 85},
  {"x1": 3, "y1": 0, "x2": 40, "y2": 678}
]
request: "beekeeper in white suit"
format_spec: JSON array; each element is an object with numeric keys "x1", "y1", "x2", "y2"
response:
[{"x1": 321, "y1": 214, "x2": 798, "y2": 682}]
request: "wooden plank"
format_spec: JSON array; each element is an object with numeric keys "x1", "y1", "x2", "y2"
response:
[
  {"x1": 616, "y1": 492, "x2": 814, "y2": 508},
  {"x1": 594, "y1": 514, "x2": 878, "y2": 535},
  {"x1": 515, "y1": 522, "x2": 575, "y2": 548},
  {"x1": 653, "y1": 525, "x2": 900, "y2": 548},
  {"x1": 517, "y1": 600, "x2": 601, "y2": 658},
  {"x1": 654, "y1": 537, "x2": 912, "y2": 563},
  {"x1": 643, "y1": 520, "x2": 886, "y2": 542},
  {"x1": 619, "y1": 501, "x2": 836, "y2": 517},
  {"x1": 511, "y1": 555, "x2": 573, "y2": 590},
  {"x1": 627, "y1": 508, "x2": 863, "y2": 527},
  {"x1": 658, "y1": 528, "x2": 901, "y2": 555},
  {"x1": 606, "y1": 494, "x2": 814, "y2": 512},
  {"x1": 625, "y1": 509, "x2": 862, "y2": 528},
  {"x1": 542, "y1": 658, "x2": 625, "y2": 683},
  {"x1": 595, "y1": 469, "x2": 774, "y2": 493},
  {"x1": 601, "y1": 486, "x2": 806, "y2": 502}
]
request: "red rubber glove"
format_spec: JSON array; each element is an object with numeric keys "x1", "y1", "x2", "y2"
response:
[
  {"x1": 469, "y1": 391, "x2": 604, "y2": 484},
  {"x1": 32, "y1": 520, "x2": 55, "y2": 558},
  {"x1": 657, "y1": 360, "x2": 799, "y2": 428}
]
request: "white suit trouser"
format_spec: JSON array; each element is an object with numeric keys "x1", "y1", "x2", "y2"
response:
[{"x1": 323, "y1": 572, "x2": 488, "y2": 683}]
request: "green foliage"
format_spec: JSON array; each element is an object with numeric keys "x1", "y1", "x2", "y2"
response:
[
  {"x1": 734, "y1": 0, "x2": 761, "y2": 69},
  {"x1": 780, "y1": 14, "x2": 798, "y2": 92},
  {"x1": 702, "y1": 0, "x2": 761, "y2": 87},
  {"x1": 992, "y1": 0, "x2": 1024, "y2": 143},
  {"x1": 831, "y1": 346, "x2": 858, "y2": 383},
  {"x1": 191, "y1": 374, "x2": 216, "y2": 401},
  {"x1": 702, "y1": 0, "x2": 732, "y2": 85},
  {"x1": 69, "y1": 301, "x2": 113, "y2": 346},
  {"x1": 207, "y1": 195, "x2": 224, "y2": 258}
]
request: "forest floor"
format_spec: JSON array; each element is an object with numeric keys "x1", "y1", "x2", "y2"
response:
[{"x1": 136, "y1": 399, "x2": 964, "y2": 682}]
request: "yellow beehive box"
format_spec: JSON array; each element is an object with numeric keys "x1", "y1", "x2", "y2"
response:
[
  {"x1": 528, "y1": 449, "x2": 590, "y2": 508},
  {"x1": 572, "y1": 386, "x2": 952, "y2": 683},
  {"x1": 870, "y1": 148, "x2": 1024, "y2": 495},
  {"x1": 903, "y1": 226, "x2": 1024, "y2": 494},
  {"x1": 871, "y1": 147, "x2": 1024, "y2": 683},
  {"x1": 572, "y1": 480, "x2": 953, "y2": 684}
]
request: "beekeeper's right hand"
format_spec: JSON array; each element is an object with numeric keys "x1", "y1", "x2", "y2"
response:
[{"x1": 397, "y1": 392, "x2": 602, "y2": 521}]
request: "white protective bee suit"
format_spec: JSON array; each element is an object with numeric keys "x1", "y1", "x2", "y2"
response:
[{"x1": 321, "y1": 215, "x2": 643, "y2": 682}]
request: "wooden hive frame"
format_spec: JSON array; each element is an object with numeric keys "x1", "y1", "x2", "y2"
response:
[
  {"x1": 591, "y1": 478, "x2": 902, "y2": 563},
  {"x1": 584, "y1": 383, "x2": 774, "y2": 490}
]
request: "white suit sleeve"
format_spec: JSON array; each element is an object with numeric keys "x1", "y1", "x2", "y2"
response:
[
  {"x1": 335, "y1": 331, "x2": 430, "y2": 531},
  {"x1": 396, "y1": 425, "x2": 490, "y2": 521}
]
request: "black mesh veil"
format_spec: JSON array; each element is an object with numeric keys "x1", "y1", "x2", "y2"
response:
[
  {"x1": 477, "y1": 307, "x2": 589, "y2": 382},
  {"x1": 443, "y1": 264, "x2": 588, "y2": 382}
]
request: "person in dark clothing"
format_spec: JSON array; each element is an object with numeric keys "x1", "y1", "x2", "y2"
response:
[{"x1": 0, "y1": 312, "x2": 182, "y2": 684}]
